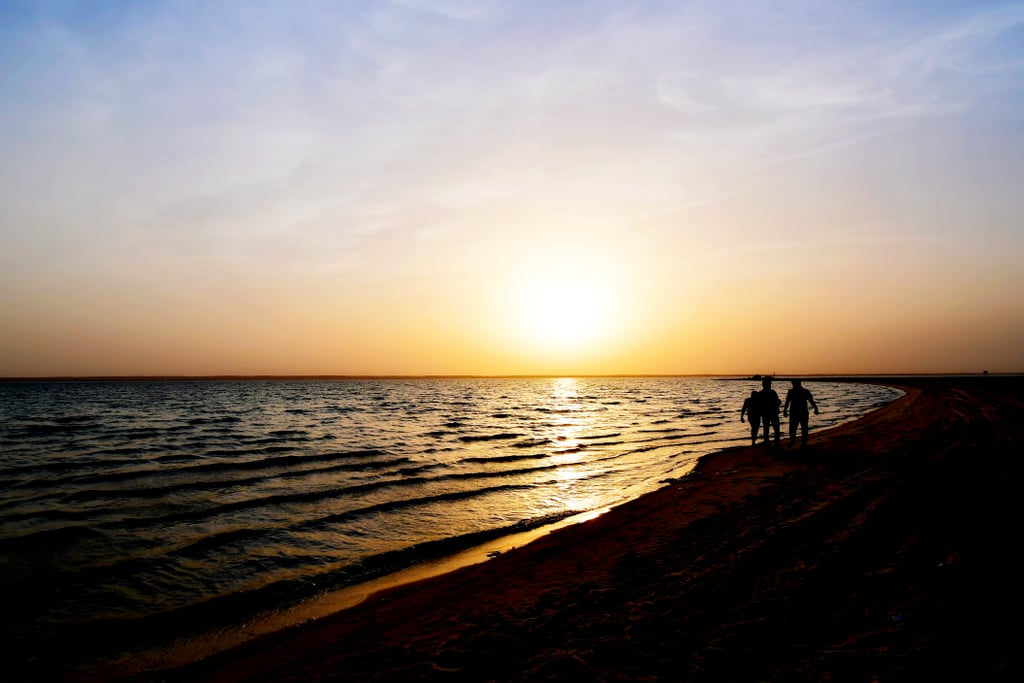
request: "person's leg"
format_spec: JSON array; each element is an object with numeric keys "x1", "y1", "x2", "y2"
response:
[
  {"x1": 750, "y1": 419, "x2": 759, "y2": 445},
  {"x1": 800, "y1": 414, "x2": 810, "y2": 447},
  {"x1": 789, "y1": 416, "x2": 797, "y2": 446}
]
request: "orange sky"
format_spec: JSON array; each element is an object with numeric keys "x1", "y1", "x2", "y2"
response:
[{"x1": 2, "y1": 2, "x2": 1023, "y2": 376}]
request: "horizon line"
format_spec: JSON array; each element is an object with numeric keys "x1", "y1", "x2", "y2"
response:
[{"x1": 0, "y1": 372, "x2": 1015, "y2": 382}]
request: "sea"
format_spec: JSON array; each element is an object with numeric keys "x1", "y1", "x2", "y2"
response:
[{"x1": 0, "y1": 377, "x2": 900, "y2": 678}]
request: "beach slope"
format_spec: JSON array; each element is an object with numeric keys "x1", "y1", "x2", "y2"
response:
[{"x1": 125, "y1": 377, "x2": 1022, "y2": 682}]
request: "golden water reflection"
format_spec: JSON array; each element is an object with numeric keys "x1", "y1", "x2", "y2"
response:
[
  {"x1": 549, "y1": 377, "x2": 585, "y2": 452},
  {"x1": 543, "y1": 378, "x2": 602, "y2": 510}
]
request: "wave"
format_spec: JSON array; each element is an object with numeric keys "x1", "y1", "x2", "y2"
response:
[
  {"x1": 457, "y1": 432, "x2": 523, "y2": 442},
  {"x1": 462, "y1": 453, "x2": 548, "y2": 464},
  {"x1": 13, "y1": 508, "x2": 590, "y2": 673},
  {"x1": 170, "y1": 527, "x2": 271, "y2": 558},
  {"x1": 187, "y1": 415, "x2": 241, "y2": 426},
  {"x1": 101, "y1": 464, "x2": 541, "y2": 530},
  {"x1": 157, "y1": 483, "x2": 550, "y2": 561},
  {"x1": 0, "y1": 506, "x2": 93, "y2": 526},
  {"x1": 60, "y1": 457, "x2": 417, "y2": 503},
  {"x1": 5, "y1": 448, "x2": 393, "y2": 490},
  {"x1": 511, "y1": 438, "x2": 552, "y2": 448},
  {"x1": 0, "y1": 524, "x2": 104, "y2": 551},
  {"x1": 13, "y1": 421, "x2": 103, "y2": 437},
  {"x1": 0, "y1": 455, "x2": 167, "y2": 481}
]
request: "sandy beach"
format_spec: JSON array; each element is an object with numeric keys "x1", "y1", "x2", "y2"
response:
[{"x1": 109, "y1": 376, "x2": 1020, "y2": 683}]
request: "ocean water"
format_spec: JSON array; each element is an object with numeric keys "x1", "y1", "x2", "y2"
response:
[{"x1": 0, "y1": 377, "x2": 900, "y2": 675}]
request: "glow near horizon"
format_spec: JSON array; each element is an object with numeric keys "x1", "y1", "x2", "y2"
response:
[{"x1": 1, "y1": 1, "x2": 1023, "y2": 376}]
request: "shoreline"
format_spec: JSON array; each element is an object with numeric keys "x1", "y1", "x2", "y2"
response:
[
  {"x1": 89, "y1": 506, "x2": 615, "y2": 681},
  {"x1": 6, "y1": 377, "x2": 883, "y2": 681},
  {"x1": 74, "y1": 379, "x2": 888, "y2": 680},
  {"x1": 95, "y1": 376, "x2": 1022, "y2": 680}
]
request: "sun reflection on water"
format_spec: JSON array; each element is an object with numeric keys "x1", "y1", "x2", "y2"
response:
[
  {"x1": 540, "y1": 378, "x2": 605, "y2": 510},
  {"x1": 548, "y1": 377, "x2": 586, "y2": 450}
]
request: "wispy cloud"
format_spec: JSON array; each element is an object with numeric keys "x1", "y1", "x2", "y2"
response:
[{"x1": 387, "y1": 0, "x2": 507, "y2": 25}]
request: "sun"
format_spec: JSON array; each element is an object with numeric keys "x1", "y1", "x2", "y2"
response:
[{"x1": 511, "y1": 261, "x2": 619, "y2": 355}]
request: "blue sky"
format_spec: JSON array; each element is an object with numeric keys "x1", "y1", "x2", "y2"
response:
[{"x1": 2, "y1": 1, "x2": 1023, "y2": 375}]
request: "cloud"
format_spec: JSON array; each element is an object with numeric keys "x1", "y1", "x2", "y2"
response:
[
  {"x1": 637, "y1": 2, "x2": 1024, "y2": 201},
  {"x1": 387, "y1": 0, "x2": 507, "y2": 25},
  {"x1": 3, "y1": 2, "x2": 1024, "y2": 279}
]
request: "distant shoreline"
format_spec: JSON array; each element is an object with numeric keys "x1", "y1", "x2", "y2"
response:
[{"x1": 1, "y1": 372, "x2": 1016, "y2": 382}]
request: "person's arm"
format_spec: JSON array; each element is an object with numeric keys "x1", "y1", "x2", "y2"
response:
[
  {"x1": 740, "y1": 402, "x2": 747, "y2": 421},
  {"x1": 809, "y1": 392, "x2": 819, "y2": 415},
  {"x1": 783, "y1": 390, "x2": 791, "y2": 417}
]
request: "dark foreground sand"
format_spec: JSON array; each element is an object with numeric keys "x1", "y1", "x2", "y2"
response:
[{"x1": 120, "y1": 377, "x2": 1021, "y2": 682}]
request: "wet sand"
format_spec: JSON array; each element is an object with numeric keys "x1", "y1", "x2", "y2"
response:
[{"x1": 118, "y1": 376, "x2": 1021, "y2": 682}]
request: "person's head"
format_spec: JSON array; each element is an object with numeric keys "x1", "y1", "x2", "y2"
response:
[
  {"x1": 750, "y1": 390, "x2": 758, "y2": 398},
  {"x1": 792, "y1": 379, "x2": 802, "y2": 387},
  {"x1": 762, "y1": 378, "x2": 771, "y2": 389}
]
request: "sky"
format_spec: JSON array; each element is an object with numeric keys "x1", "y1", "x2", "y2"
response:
[{"x1": 1, "y1": 0, "x2": 1023, "y2": 377}]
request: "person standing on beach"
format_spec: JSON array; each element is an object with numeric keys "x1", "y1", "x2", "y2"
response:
[
  {"x1": 758, "y1": 378, "x2": 781, "y2": 447},
  {"x1": 740, "y1": 390, "x2": 761, "y2": 446},
  {"x1": 783, "y1": 378, "x2": 819, "y2": 448}
]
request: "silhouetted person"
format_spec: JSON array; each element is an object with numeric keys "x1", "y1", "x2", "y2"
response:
[
  {"x1": 758, "y1": 378, "x2": 781, "y2": 447},
  {"x1": 783, "y1": 378, "x2": 819, "y2": 448},
  {"x1": 740, "y1": 390, "x2": 761, "y2": 446}
]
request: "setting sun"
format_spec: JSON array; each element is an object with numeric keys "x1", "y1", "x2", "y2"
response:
[
  {"x1": 497, "y1": 250, "x2": 630, "y2": 362},
  {"x1": 519, "y1": 268, "x2": 612, "y2": 351}
]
